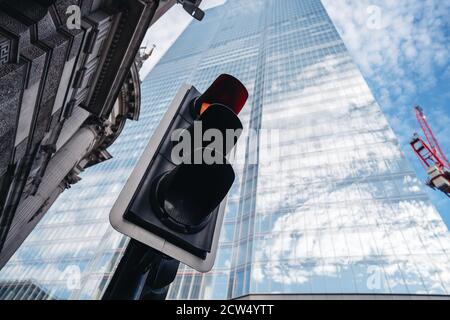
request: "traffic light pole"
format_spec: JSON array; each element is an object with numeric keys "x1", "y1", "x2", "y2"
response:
[{"x1": 102, "y1": 239, "x2": 179, "y2": 300}]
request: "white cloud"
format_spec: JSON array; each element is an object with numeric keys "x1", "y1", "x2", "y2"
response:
[
  {"x1": 322, "y1": 0, "x2": 449, "y2": 95},
  {"x1": 321, "y1": 1, "x2": 448, "y2": 115},
  {"x1": 322, "y1": 1, "x2": 450, "y2": 221}
]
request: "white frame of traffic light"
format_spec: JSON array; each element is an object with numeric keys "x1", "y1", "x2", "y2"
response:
[{"x1": 110, "y1": 84, "x2": 228, "y2": 272}]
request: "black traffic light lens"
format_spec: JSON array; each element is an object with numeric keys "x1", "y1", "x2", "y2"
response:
[
  {"x1": 153, "y1": 150, "x2": 235, "y2": 234},
  {"x1": 199, "y1": 103, "x2": 243, "y2": 156},
  {"x1": 200, "y1": 103, "x2": 243, "y2": 133}
]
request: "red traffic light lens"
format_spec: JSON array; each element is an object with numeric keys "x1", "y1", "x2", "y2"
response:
[{"x1": 194, "y1": 74, "x2": 248, "y2": 116}]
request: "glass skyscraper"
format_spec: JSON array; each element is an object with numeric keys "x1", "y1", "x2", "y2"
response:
[{"x1": 1, "y1": 0, "x2": 450, "y2": 300}]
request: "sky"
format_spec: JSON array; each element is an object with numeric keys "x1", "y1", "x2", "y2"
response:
[
  {"x1": 140, "y1": 0, "x2": 227, "y2": 77},
  {"x1": 321, "y1": 0, "x2": 450, "y2": 227},
  {"x1": 140, "y1": 0, "x2": 450, "y2": 227}
]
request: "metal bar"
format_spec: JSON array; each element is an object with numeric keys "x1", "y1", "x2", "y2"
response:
[
  {"x1": 102, "y1": 239, "x2": 179, "y2": 300},
  {"x1": 414, "y1": 106, "x2": 449, "y2": 168}
]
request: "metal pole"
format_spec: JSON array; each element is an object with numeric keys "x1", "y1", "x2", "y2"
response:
[{"x1": 102, "y1": 239, "x2": 179, "y2": 300}]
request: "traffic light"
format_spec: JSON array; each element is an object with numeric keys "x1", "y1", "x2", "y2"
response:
[
  {"x1": 110, "y1": 74, "x2": 248, "y2": 272},
  {"x1": 178, "y1": 0, "x2": 205, "y2": 21}
]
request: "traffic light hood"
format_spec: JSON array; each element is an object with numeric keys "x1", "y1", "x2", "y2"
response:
[{"x1": 193, "y1": 74, "x2": 248, "y2": 116}]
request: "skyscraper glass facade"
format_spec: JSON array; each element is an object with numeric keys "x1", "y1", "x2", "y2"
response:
[{"x1": 1, "y1": 0, "x2": 450, "y2": 300}]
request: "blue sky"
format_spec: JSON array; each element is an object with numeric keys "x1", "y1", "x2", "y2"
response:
[
  {"x1": 141, "y1": 0, "x2": 450, "y2": 227},
  {"x1": 322, "y1": 0, "x2": 450, "y2": 227}
]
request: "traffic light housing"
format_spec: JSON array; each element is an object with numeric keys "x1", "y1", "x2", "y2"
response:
[
  {"x1": 179, "y1": 0, "x2": 205, "y2": 21},
  {"x1": 110, "y1": 74, "x2": 248, "y2": 272}
]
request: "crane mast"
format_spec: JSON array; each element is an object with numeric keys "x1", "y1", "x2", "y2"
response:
[{"x1": 410, "y1": 106, "x2": 450, "y2": 197}]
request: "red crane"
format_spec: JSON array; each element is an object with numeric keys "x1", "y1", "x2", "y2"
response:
[{"x1": 410, "y1": 106, "x2": 450, "y2": 197}]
